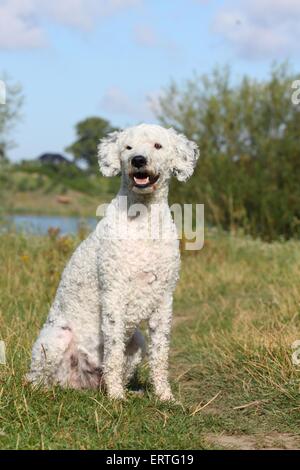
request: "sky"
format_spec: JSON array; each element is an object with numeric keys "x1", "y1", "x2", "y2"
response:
[{"x1": 1, "y1": 0, "x2": 300, "y2": 161}]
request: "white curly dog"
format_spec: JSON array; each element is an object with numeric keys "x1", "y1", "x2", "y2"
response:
[{"x1": 27, "y1": 124, "x2": 199, "y2": 401}]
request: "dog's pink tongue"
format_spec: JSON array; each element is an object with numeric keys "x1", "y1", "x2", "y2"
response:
[{"x1": 134, "y1": 176, "x2": 149, "y2": 185}]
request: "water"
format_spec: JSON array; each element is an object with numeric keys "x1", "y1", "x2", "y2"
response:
[{"x1": 3, "y1": 214, "x2": 98, "y2": 236}]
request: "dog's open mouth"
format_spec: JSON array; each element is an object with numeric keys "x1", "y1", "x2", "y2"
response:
[{"x1": 131, "y1": 171, "x2": 160, "y2": 189}]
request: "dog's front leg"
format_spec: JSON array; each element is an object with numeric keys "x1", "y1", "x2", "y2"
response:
[
  {"x1": 101, "y1": 293, "x2": 126, "y2": 399},
  {"x1": 148, "y1": 294, "x2": 174, "y2": 401}
]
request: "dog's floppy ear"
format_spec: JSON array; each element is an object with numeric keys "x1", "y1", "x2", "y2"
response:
[
  {"x1": 98, "y1": 131, "x2": 121, "y2": 177},
  {"x1": 168, "y1": 128, "x2": 199, "y2": 182}
]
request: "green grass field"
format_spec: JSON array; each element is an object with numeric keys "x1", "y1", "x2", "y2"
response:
[{"x1": 0, "y1": 229, "x2": 300, "y2": 449}]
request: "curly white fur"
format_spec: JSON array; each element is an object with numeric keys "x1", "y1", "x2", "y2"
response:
[{"x1": 27, "y1": 124, "x2": 199, "y2": 401}]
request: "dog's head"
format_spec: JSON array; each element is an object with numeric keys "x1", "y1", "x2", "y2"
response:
[{"x1": 98, "y1": 124, "x2": 199, "y2": 194}]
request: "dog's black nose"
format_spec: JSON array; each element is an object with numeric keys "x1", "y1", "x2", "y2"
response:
[{"x1": 131, "y1": 155, "x2": 147, "y2": 168}]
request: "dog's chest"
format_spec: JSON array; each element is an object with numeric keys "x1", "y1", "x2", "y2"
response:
[
  {"x1": 100, "y1": 237, "x2": 179, "y2": 324},
  {"x1": 123, "y1": 239, "x2": 180, "y2": 323},
  {"x1": 97, "y1": 205, "x2": 180, "y2": 323},
  {"x1": 127, "y1": 238, "x2": 178, "y2": 280}
]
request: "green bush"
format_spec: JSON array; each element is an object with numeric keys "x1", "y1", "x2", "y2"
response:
[
  {"x1": 16, "y1": 161, "x2": 104, "y2": 197},
  {"x1": 156, "y1": 64, "x2": 300, "y2": 241}
]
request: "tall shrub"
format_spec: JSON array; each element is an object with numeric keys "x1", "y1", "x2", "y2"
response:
[{"x1": 155, "y1": 64, "x2": 300, "y2": 240}]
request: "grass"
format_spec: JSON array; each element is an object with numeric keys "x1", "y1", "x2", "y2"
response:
[
  {"x1": 0, "y1": 229, "x2": 300, "y2": 449},
  {"x1": 0, "y1": 164, "x2": 117, "y2": 217},
  {"x1": 3, "y1": 188, "x2": 104, "y2": 217}
]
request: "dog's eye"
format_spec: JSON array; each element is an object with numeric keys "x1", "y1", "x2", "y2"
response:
[
  {"x1": 126, "y1": 145, "x2": 132, "y2": 150},
  {"x1": 154, "y1": 143, "x2": 162, "y2": 150}
]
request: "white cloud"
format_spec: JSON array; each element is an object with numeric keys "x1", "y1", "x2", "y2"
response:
[
  {"x1": 100, "y1": 86, "x2": 153, "y2": 120},
  {"x1": 0, "y1": 0, "x2": 140, "y2": 49},
  {"x1": 44, "y1": 0, "x2": 140, "y2": 31},
  {"x1": 133, "y1": 24, "x2": 179, "y2": 56},
  {"x1": 213, "y1": 0, "x2": 300, "y2": 60},
  {"x1": 134, "y1": 25, "x2": 159, "y2": 48},
  {"x1": 0, "y1": 0, "x2": 45, "y2": 48}
]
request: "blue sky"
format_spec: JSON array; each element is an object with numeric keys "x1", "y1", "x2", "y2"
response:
[{"x1": 1, "y1": 0, "x2": 300, "y2": 161}]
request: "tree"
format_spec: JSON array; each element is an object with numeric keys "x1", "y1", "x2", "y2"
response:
[
  {"x1": 65, "y1": 117, "x2": 117, "y2": 168},
  {"x1": 0, "y1": 74, "x2": 23, "y2": 163},
  {"x1": 154, "y1": 64, "x2": 300, "y2": 240}
]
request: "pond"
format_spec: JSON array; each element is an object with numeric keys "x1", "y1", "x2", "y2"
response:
[{"x1": 2, "y1": 214, "x2": 98, "y2": 236}]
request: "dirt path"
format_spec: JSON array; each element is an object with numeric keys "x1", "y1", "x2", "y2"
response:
[{"x1": 205, "y1": 432, "x2": 300, "y2": 450}]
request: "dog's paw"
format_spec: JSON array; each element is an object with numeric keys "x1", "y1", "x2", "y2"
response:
[
  {"x1": 107, "y1": 389, "x2": 126, "y2": 401},
  {"x1": 156, "y1": 390, "x2": 175, "y2": 402},
  {"x1": 128, "y1": 389, "x2": 144, "y2": 397}
]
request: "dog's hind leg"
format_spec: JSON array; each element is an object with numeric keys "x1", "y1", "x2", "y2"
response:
[
  {"x1": 124, "y1": 329, "x2": 146, "y2": 386},
  {"x1": 26, "y1": 321, "x2": 73, "y2": 387}
]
